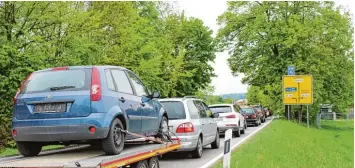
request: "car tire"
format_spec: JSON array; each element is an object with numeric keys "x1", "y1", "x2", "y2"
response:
[
  {"x1": 16, "y1": 141, "x2": 42, "y2": 157},
  {"x1": 102, "y1": 118, "x2": 125, "y2": 155},
  {"x1": 157, "y1": 116, "x2": 169, "y2": 141},
  {"x1": 132, "y1": 160, "x2": 149, "y2": 168},
  {"x1": 234, "y1": 127, "x2": 241, "y2": 137},
  {"x1": 148, "y1": 156, "x2": 160, "y2": 168},
  {"x1": 211, "y1": 131, "x2": 220, "y2": 149},
  {"x1": 244, "y1": 121, "x2": 247, "y2": 130},
  {"x1": 240, "y1": 126, "x2": 245, "y2": 134},
  {"x1": 191, "y1": 136, "x2": 203, "y2": 158}
]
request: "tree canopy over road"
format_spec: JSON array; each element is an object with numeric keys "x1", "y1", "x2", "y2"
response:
[{"x1": 217, "y1": 1, "x2": 354, "y2": 121}]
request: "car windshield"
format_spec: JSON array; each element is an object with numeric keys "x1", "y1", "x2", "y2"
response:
[
  {"x1": 241, "y1": 108, "x2": 255, "y2": 114},
  {"x1": 209, "y1": 106, "x2": 232, "y2": 113},
  {"x1": 159, "y1": 101, "x2": 186, "y2": 120},
  {"x1": 21, "y1": 69, "x2": 91, "y2": 94}
]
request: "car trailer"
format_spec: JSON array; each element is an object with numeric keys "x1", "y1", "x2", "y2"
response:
[{"x1": 0, "y1": 130, "x2": 180, "y2": 168}]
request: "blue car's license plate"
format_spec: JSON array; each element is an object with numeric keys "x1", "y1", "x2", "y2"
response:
[{"x1": 34, "y1": 103, "x2": 67, "y2": 113}]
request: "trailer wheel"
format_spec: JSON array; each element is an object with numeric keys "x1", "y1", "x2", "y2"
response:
[
  {"x1": 148, "y1": 156, "x2": 160, "y2": 168},
  {"x1": 102, "y1": 118, "x2": 125, "y2": 155},
  {"x1": 16, "y1": 142, "x2": 42, "y2": 157},
  {"x1": 132, "y1": 160, "x2": 149, "y2": 168}
]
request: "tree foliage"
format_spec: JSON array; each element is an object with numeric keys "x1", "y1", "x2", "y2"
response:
[
  {"x1": 217, "y1": 1, "x2": 353, "y2": 121},
  {"x1": 0, "y1": 2, "x2": 216, "y2": 148}
]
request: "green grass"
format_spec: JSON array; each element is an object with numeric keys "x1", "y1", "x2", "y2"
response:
[
  {"x1": 214, "y1": 119, "x2": 354, "y2": 168},
  {"x1": 0, "y1": 145, "x2": 63, "y2": 156}
]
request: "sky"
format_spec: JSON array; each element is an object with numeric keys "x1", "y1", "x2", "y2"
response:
[{"x1": 177, "y1": 0, "x2": 355, "y2": 95}]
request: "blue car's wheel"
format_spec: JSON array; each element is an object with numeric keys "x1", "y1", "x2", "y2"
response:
[
  {"x1": 102, "y1": 118, "x2": 125, "y2": 155},
  {"x1": 158, "y1": 116, "x2": 169, "y2": 141},
  {"x1": 17, "y1": 141, "x2": 42, "y2": 157}
]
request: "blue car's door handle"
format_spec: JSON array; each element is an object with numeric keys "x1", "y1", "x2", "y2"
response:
[{"x1": 119, "y1": 97, "x2": 125, "y2": 103}]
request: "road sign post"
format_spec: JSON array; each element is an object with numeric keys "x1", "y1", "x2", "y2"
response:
[
  {"x1": 223, "y1": 129, "x2": 232, "y2": 168},
  {"x1": 307, "y1": 105, "x2": 309, "y2": 128}
]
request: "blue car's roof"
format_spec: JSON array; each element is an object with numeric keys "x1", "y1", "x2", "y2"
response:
[{"x1": 36, "y1": 65, "x2": 128, "y2": 73}]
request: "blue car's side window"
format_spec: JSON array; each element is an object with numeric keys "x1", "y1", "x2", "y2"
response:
[
  {"x1": 126, "y1": 71, "x2": 149, "y2": 97},
  {"x1": 111, "y1": 70, "x2": 134, "y2": 94},
  {"x1": 105, "y1": 69, "x2": 115, "y2": 91}
]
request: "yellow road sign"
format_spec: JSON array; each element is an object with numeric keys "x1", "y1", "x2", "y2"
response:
[{"x1": 282, "y1": 75, "x2": 313, "y2": 105}]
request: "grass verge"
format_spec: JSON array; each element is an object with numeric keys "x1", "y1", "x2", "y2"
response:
[
  {"x1": 0, "y1": 145, "x2": 63, "y2": 156},
  {"x1": 213, "y1": 119, "x2": 354, "y2": 168}
]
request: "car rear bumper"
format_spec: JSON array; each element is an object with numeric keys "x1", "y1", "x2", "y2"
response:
[
  {"x1": 246, "y1": 119, "x2": 257, "y2": 123},
  {"x1": 12, "y1": 125, "x2": 109, "y2": 142},
  {"x1": 12, "y1": 113, "x2": 113, "y2": 142},
  {"x1": 172, "y1": 134, "x2": 199, "y2": 152},
  {"x1": 217, "y1": 124, "x2": 239, "y2": 133}
]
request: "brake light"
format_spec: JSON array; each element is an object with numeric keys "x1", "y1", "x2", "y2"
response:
[
  {"x1": 176, "y1": 122, "x2": 194, "y2": 133},
  {"x1": 91, "y1": 67, "x2": 101, "y2": 101},
  {"x1": 89, "y1": 126, "x2": 96, "y2": 133},
  {"x1": 251, "y1": 115, "x2": 257, "y2": 119},
  {"x1": 225, "y1": 114, "x2": 236, "y2": 118},
  {"x1": 12, "y1": 129, "x2": 17, "y2": 136},
  {"x1": 13, "y1": 73, "x2": 33, "y2": 105},
  {"x1": 51, "y1": 67, "x2": 68, "y2": 71}
]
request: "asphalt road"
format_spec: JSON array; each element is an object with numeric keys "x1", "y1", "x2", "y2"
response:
[{"x1": 160, "y1": 118, "x2": 273, "y2": 168}]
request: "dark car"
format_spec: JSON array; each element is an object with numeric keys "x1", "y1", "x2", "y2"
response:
[
  {"x1": 263, "y1": 107, "x2": 271, "y2": 117},
  {"x1": 240, "y1": 106, "x2": 261, "y2": 126},
  {"x1": 12, "y1": 66, "x2": 168, "y2": 157},
  {"x1": 250, "y1": 105, "x2": 266, "y2": 123}
]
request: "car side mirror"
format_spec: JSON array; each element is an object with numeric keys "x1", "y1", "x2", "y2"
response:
[
  {"x1": 152, "y1": 91, "x2": 160, "y2": 98},
  {"x1": 213, "y1": 113, "x2": 219, "y2": 118}
]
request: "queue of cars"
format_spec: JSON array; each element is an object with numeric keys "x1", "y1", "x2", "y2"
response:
[{"x1": 11, "y1": 65, "x2": 271, "y2": 159}]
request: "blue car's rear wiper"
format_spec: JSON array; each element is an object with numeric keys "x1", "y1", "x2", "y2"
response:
[{"x1": 50, "y1": 86, "x2": 76, "y2": 91}]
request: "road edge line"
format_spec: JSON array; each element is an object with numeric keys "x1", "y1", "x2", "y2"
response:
[{"x1": 199, "y1": 117, "x2": 274, "y2": 168}]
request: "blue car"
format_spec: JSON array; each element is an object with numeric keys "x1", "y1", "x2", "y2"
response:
[{"x1": 12, "y1": 66, "x2": 168, "y2": 156}]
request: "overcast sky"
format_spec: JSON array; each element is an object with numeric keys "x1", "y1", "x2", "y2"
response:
[{"x1": 177, "y1": 0, "x2": 355, "y2": 95}]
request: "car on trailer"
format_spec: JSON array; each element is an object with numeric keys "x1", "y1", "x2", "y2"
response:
[
  {"x1": 208, "y1": 103, "x2": 247, "y2": 137},
  {"x1": 158, "y1": 96, "x2": 220, "y2": 158},
  {"x1": 11, "y1": 65, "x2": 169, "y2": 156}
]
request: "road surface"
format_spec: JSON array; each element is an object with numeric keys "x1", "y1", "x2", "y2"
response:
[{"x1": 160, "y1": 118, "x2": 273, "y2": 168}]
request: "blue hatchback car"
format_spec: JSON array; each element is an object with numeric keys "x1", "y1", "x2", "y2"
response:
[{"x1": 12, "y1": 66, "x2": 168, "y2": 156}]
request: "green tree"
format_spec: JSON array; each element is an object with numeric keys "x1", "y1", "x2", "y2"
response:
[{"x1": 217, "y1": 1, "x2": 354, "y2": 121}]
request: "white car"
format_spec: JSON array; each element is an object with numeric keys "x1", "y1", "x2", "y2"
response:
[{"x1": 208, "y1": 104, "x2": 247, "y2": 137}]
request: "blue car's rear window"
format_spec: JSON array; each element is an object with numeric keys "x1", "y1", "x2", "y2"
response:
[
  {"x1": 159, "y1": 101, "x2": 186, "y2": 120},
  {"x1": 21, "y1": 69, "x2": 91, "y2": 94}
]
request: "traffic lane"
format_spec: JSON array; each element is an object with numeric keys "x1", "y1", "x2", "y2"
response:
[{"x1": 160, "y1": 118, "x2": 272, "y2": 168}]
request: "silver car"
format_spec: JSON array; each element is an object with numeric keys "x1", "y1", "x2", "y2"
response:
[{"x1": 158, "y1": 97, "x2": 220, "y2": 158}]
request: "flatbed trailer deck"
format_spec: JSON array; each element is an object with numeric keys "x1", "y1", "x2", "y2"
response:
[{"x1": 0, "y1": 140, "x2": 180, "y2": 168}]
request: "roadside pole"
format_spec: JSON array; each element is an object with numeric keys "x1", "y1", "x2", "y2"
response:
[
  {"x1": 307, "y1": 105, "x2": 309, "y2": 128},
  {"x1": 223, "y1": 129, "x2": 232, "y2": 168}
]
